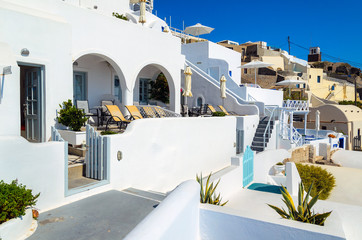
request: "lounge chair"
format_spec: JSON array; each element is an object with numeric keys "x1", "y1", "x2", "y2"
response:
[
  {"x1": 105, "y1": 105, "x2": 131, "y2": 130},
  {"x1": 154, "y1": 107, "x2": 167, "y2": 118},
  {"x1": 199, "y1": 104, "x2": 212, "y2": 116},
  {"x1": 76, "y1": 100, "x2": 100, "y2": 126},
  {"x1": 208, "y1": 105, "x2": 217, "y2": 114},
  {"x1": 218, "y1": 105, "x2": 237, "y2": 115},
  {"x1": 141, "y1": 106, "x2": 158, "y2": 118},
  {"x1": 125, "y1": 105, "x2": 143, "y2": 120},
  {"x1": 100, "y1": 100, "x2": 114, "y2": 125}
]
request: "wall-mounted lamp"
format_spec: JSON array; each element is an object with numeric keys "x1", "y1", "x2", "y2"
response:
[
  {"x1": 0, "y1": 66, "x2": 12, "y2": 103},
  {"x1": 73, "y1": 61, "x2": 78, "y2": 66},
  {"x1": 21, "y1": 48, "x2": 30, "y2": 57},
  {"x1": 117, "y1": 151, "x2": 123, "y2": 161}
]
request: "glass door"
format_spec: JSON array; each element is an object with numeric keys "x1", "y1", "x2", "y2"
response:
[
  {"x1": 73, "y1": 71, "x2": 87, "y2": 103},
  {"x1": 24, "y1": 67, "x2": 42, "y2": 142},
  {"x1": 139, "y1": 78, "x2": 149, "y2": 105}
]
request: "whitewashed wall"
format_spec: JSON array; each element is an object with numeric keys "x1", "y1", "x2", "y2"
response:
[
  {"x1": 243, "y1": 87, "x2": 283, "y2": 107},
  {"x1": 0, "y1": 43, "x2": 20, "y2": 136},
  {"x1": 109, "y1": 117, "x2": 237, "y2": 193},
  {"x1": 236, "y1": 116, "x2": 259, "y2": 152},
  {"x1": 331, "y1": 150, "x2": 362, "y2": 169},
  {"x1": 199, "y1": 204, "x2": 345, "y2": 240},
  {"x1": 124, "y1": 180, "x2": 200, "y2": 240},
  {"x1": 254, "y1": 149, "x2": 291, "y2": 184},
  {"x1": 0, "y1": 137, "x2": 65, "y2": 211}
]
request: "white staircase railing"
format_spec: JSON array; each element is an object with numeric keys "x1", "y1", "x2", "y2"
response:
[
  {"x1": 263, "y1": 106, "x2": 278, "y2": 149},
  {"x1": 185, "y1": 59, "x2": 247, "y2": 104},
  {"x1": 279, "y1": 121, "x2": 303, "y2": 147},
  {"x1": 283, "y1": 100, "x2": 309, "y2": 112}
]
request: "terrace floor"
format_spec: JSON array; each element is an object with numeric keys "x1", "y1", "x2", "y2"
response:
[{"x1": 28, "y1": 189, "x2": 164, "y2": 240}]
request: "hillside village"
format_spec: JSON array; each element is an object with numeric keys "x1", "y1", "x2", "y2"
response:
[{"x1": 1, "y1": 0, "x2": 362, "y2": 240}]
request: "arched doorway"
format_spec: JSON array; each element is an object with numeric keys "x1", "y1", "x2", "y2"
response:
[
  {"x1": 133, "y1": 64, "x2": 175, "y2": 110},
  {"x1": 73, "y1": 53, "x2": 126, "y2": 108}
]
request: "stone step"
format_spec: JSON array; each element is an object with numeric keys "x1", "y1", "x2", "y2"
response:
[
  {"x1": 253, "y1": 136, "x2": 270, "y2": 143},
  {"x1": 251, "y1": 146, "x2": 264, "y2": 152},
  {"x1": 68, "y1": 163, "x2": 85, "y2": 179},
  {"x1": 123, "y1": 188, "x2": 166, "y2": 202},
  {"x1": 252, "y1": 141, "x2": 267, "y2": 147}
]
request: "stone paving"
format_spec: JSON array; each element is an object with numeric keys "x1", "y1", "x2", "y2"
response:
[{"x1": 28, "y1": 190, "x2": 160, "y2": 240}]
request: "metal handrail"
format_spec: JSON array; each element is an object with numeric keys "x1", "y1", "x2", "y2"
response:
[
  {"x1": 185, "y1": 60, "x2": 247, "y2": 104},
  {"x1": 283, "y1": 100, "x2": 309, "y2": 112},
  {"x1": 263, "y1": 106, "x2": 278, "y2": 150}
]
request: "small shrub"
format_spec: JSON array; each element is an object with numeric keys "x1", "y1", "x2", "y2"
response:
[
  {"x1": 296, "y1": 164, "x2": 336, "y2": 200},
  {"x1": 0, "y1": 180, "x2": 40, "y2": 224},
  {"x1": 112, "y1": 12, "x2": 128, "y2": 21},
  {"x1": 196, "y1": 173, "x2": 228, "y2": 206},
  {"x1": 57, "y1": 100, "x2": 88, "y2": 131},
  {"x1": 328, "y1": 134, "x2": 336, "y2": 138},
  {"x1": 268, "y1": 182, "x2": 332, "y2": 226},
  {"x1": 212, "y1": 111, "x2": 226, "y2": 117},
  {"x1": 100, "y1": 130, "x2": 118, "y2": 135},
  {"x1": 276, "y1": 162, "x2": 284, "y2": 166}
]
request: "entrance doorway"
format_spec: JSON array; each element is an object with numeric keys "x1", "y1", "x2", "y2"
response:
[{"x1": 19, "y1": 64, "x2": 45, "y2": 142}]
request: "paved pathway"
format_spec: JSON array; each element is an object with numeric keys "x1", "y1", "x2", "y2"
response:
[{"x1": 28, "y1": 190, "x2": 160, "y2": 240}]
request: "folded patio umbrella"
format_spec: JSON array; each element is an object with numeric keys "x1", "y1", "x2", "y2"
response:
[
  {"x1": 139, "y1": 0, "x2": 146, "y2": 24},
  {"x1": 220, "y1": 75, "x2": 227, "y2": 100},
  {"x1": 183, "y1": 66, "x2": 193, "y2": 98}
]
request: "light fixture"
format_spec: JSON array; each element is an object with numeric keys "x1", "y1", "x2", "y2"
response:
[
  {"x1": 21, "y1": 48, "x2": 29, "y2": 57},
  {"x1": 73, "y1": 61, "x2": 78, "y2": 66}
]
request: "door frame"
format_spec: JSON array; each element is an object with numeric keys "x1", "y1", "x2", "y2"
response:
[
  {"x1": 18, "y1": 62, "x2": 46, "y2": 143},
  {"x1": 73, "y1": 71, "x2": 88, "y2": 103}
]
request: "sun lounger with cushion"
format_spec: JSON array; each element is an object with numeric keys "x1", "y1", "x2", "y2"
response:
[{"x1": 105, "y1": 105, "x2": 131, "y2": 130}]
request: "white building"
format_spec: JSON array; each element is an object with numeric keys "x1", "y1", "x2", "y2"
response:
[{"x1": 0, "y1": 0, "x2": 184, "y2": 143}]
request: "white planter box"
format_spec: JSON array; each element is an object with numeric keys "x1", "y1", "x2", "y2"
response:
[
  {"x1": 0, "y1": 209, "x2": 33, "y2": 240},
  {"x1": 58, "y1": 129, "x2": 86, "y2": 146}
]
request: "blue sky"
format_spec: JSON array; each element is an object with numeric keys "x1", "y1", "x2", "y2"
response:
[{"x1": 155, "y1": 0, "x2": 362, "y2": 68}]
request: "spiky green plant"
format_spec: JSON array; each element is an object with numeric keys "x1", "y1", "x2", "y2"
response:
[
  {"x1": 268, "y1": 182, "x2": 332, "y2": 226},
  {"x1": 196, "y1": 173, "x2": 228, "y2": 206}
]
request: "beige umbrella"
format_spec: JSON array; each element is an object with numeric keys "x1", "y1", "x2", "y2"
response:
[
  {"x1": 184, "y1": 23, "x2": 214, "y2": 39},
  {"x1": 220, "y1": 75, "x2": 227, "y2": 106},
  {"x1": 139, "y1": 0, "x2": 146, "y2": 24},
  {"x1": 183, "y1": 66, "x2": 193, "y2": 99}
]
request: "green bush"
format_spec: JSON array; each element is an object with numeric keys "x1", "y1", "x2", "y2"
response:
[
  {"x1": 0, "y1": 180, "x2": 40, "y2": 224},
  {"x1": 339, "y1": 100, "x2": 362, "y2": 109},
  {"x1": 57, "y1": 100, "x2": 88, "y2": 131},
  {"x1": 212, "y1": 111, "x2": 226, "y2": 117},
  {"x1": 112, "y1": 12, "x2": 128, "y2": 21},
  {"x1": 100, "y1": 130, "x2": 118, "y2": 135},
  {"x1": 296, "y1": 164, "x2": 336, "y2": 200}
]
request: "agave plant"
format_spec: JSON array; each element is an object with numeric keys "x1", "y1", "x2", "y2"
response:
[
  {"x1": 268, "y1": 182, "x2": 332, "y2": 226},
  {"x1": 196, "y1": 173, "x2": 228, "y2": 206}
]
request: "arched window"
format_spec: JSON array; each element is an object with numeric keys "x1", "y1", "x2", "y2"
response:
[{"x1": 197, "y1": 97, "x2": 203, "y2": 107}]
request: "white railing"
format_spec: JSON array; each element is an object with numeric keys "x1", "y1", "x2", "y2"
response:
[
  {"x1": 282, "y1": 100, "x2": 309, "y2": 112},
  {"x1": 279, "y1": 121, "x2": 303, "y2": 147},
  {"x1": 263, "y1": 106, "x2": 278, "y2": 149}
]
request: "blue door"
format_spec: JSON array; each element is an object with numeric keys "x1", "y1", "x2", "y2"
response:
[
  {"x1": 73, "y1": 71, "x2": 87, "y2": 103},
  {"x1": 243, "y1": 146, "x2": 254, "y2": 187}
]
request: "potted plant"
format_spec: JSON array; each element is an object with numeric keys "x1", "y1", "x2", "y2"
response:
[
  {"x1": 57, "y1": 100, "x2": 88, "y2": 146},
  {"x1": 0, "y1": 180, "x2": 40, "y2": 240},
  {"x1": 273, "y1": 162, "x2": 285, "y2": 175}
]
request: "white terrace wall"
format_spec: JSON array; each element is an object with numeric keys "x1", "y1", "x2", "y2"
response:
[
  {"x1": 109, "y1": 117, "x2": 237, "y2": 193},
  {"x1": 0, "y1": 137, "x2": 65, "y2": 211}
]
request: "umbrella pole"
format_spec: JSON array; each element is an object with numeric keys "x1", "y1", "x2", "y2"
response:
[{"x1": 254, "y1": 68, "x2": 257, "y2": 87}]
